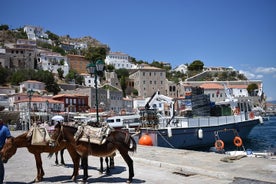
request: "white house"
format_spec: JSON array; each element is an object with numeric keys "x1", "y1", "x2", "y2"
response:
[
  {"x1": 228, "y1": 84, "x2": 249, "y2": 98},
  {"x1": 19, "y1": 80, "x2": 46, "y2": 94},
  {"x1": 23, "y1": 25, "x2": 52, "y2": 44},
  {"x1": 37, "y1": 51, "x2": 69, "y2": 77},
  {"x1": 173, "y1": 64, "x2": 188, "y2": 74},
  {"x1": 105, "y1": 52, "x2": 137, "y2": 69},
  {"x1": 82, "y1": 73, "x2": 101, "y2": 87}
]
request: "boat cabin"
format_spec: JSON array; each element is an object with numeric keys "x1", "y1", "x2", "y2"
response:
[{"x1": 106, "y1": 114, "x2": 140, "y2": 128}]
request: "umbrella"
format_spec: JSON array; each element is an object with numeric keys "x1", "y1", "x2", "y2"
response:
[{"x1": 51, "y1": 115, "x2": 64, "y2": 122}]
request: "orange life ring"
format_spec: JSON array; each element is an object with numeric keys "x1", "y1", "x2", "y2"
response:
[
  {"x1": 249, "y1": 112, "x2": 255, "y2": 119},
  {"x1": 234, "y1": 107, "x2": 240, "y2": 115},
  {"x1": 233, "y1": 136, "x2": 243, "y2": 147},
  {"x1": 215, "y1": 139, "x2": 225, "y2": 150}
]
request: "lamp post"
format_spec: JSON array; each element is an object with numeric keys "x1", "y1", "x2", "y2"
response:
[
  {"x1": 86, "y1": 60, "x2": 105, "y2": 123},
  {"x1": 46, "y1": 100, "x2": 49, "y2": 122},
  {"x1": 27, "y1": 89, "x2": 34, "y2": 130}
]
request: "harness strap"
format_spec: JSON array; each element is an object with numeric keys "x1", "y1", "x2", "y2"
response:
[{"x1": 124, "y1": 131, "x2": 130, "y2": 144}]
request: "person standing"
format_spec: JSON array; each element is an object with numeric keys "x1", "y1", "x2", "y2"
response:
[{"x1": 0, "y1": 118, "x2": 11, "y2": 184}]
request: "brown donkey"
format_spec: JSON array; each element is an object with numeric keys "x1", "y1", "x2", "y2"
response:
[
  {"x1": 53, "y1": 124, "x2": 137, "y2": 183},
  {"x1": 0, "y1": 132, "x2": 81, "y2": 182}
]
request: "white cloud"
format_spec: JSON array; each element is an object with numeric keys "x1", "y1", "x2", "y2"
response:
[
  {"x1": 239, "y1": 70, "x2": 263, "y2": 79},
  {"x1": 255, "y1": 67, "x2": 276, "y2": 74}
]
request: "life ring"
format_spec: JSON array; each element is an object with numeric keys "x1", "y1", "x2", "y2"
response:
[
  {"x1": 249, "y1": 112, "x2": 255, "y2": 119},
  {"x1": 215, "y1": 139, "x2": 224, "y2": 150},
  {"x1": 233, "y1": 136, "x2": 243, "y2": 147},
  {"x1": 234, "y1": 107, "x2": 240, "y2": 115}
]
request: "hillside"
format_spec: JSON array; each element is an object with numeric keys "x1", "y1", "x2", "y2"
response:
[{"x1": 59, "y1": 35, "x2": 108, "y2": 48}]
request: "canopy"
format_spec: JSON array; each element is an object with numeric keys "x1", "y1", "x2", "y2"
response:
[{"x1": 51, "y1": 115, "x2": 64, "y2": 122}]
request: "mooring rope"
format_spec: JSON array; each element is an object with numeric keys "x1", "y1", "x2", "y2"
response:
[{"x1": 157, "y1": 130, "x2": 175, "y2": 149}]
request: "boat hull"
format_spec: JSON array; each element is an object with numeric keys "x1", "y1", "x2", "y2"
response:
[{"x1": 140, "y1": 118, "x2": 260, "y2": 149}]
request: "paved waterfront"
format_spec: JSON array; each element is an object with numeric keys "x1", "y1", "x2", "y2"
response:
[{"x1": 3, "y1": 131, "x2": 276, "y2": 183}]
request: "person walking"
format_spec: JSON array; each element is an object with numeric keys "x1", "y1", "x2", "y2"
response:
[{"x1": 0, "y1": 118, "x2": 11, "y2": 184}]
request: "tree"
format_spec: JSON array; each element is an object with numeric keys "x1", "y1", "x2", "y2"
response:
[
  {"x1": 57, "y1": 68, "x2": 64, "y2": 79},
  {"x1": 65, "y1": 70, "x2": 77, "y2": 83},
  {"x1": 85, "y1": 46, "x2": 108, "y2": 62},
  {"x1": 10, "y1": 69, "x2": 60, "y2": 94},
  {"x1": 115, "y1": 68, "x2": 129, "y2": 97},
  {"x1": 115, "y1": 68, "x2": 129, "y2": 79},
  {"x1": 15, "y1": 27, "x2": 28, "y2": 39},
  {"x1": 0, "y1": 67, "x2": 10, "y2": 85},
  {"x1": 106, "y1": 64, "x2": 115, "y2": 72},
  {"x1": 45, "y1": 30, "x2": 60, "y2": 43},
  {"x1": 0, "y1": 24, "x2": 9, "y2": 30},
  {"x1": 120, "y1": 76, "x2": 127, "y2": 97},
  {"x1": 247, "y1": 83, "x2": 258, "y2": 96},
  {"x1": 65, "y1": 69, "x2": 83, "y2": 85},
  {"x1": 188, "y1": 60, "x2": 204, "y2": 71},
  {"x1": 52, "y1": 46, "x2": 65, "y2": 56}
]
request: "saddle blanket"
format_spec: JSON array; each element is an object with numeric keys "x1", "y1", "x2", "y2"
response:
[
  {"x1": 75, "y1": 125, "x2": 113, "y2": 145},
  {"x1": 27, "y1": 124, "x2": 53, "y2": 145}
]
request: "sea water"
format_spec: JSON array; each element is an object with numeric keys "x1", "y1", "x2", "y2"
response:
[
  {"x1": 244, "y1": 116, "x2": 276, "y2": 152},
  {"x1": 194, "y1": 116, "x2": 276, "y2": 152}
]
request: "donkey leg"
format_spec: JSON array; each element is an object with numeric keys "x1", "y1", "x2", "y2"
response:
[
  {"x1": 67, "y1": 146, "x2": 80, "y2": 181},
  {"x1": 34, "y1": 153, "x2": 44, "y2": 182},
  {"x1": 55, "y1": 152, "x2": 59, "y2": 165},
  {"x1": 81, "y1": 156, "x2": 89, "y2": 181},
  {"x1": 110, "y1": 156, "x2": 115, "y2": 169},
  {"x1": 99, "y1": 157, "x2": 104, "y2": 173},
  {"x1": 60, "y1": 148, "x2": 65, "y2": 165},
  {"x1": 105, "y1": 157, "x2": 110, "y2": 174},
  {"x1": 120, "y1": 152, "x2": 134, "y2": 183}
]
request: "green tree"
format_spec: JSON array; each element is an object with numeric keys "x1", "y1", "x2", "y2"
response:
[
  {"x1": 65, "y1": 70, "x2": 76, "y2": 83},
  {"x1": 85, "y1": 46, "x2": 108, "y2": 62},
  {"x1": 75, "y1": 75, "x2": 84, "y2": 85},
  {"x1": 14, "y1": 27, "x2": 28, "y2": 39},
  {"x1": 45, "y1": 30, "x2": 60, "y2": 44},
  {"x1": 217, "y1": 71, "x2": 228, "y2": 81},
  {"x1": 0, "y1": 24, "x2": 9, "y2": 30},
  {"x1": 57, "y1": 68, "x2": 64, "y2": 79},
  {"x1": 188, "y1": 60, "x2": 204, "y2": 71},
  {"x1": 65, "y1": 69, "x2": 83, "y2": 85},
  {"x1": 237, "y1": 73, "x2": 247, "y2": 80},
  {"x1": 10, "y1": 69, "x2": 60, "y2": 94},
  {"x1": 0, "y1": 67, "x2": 11, "y2": 84},
  {"x1": 115, "y1": 68, "x2": 129, "y2": 97},
  {"x1": 120, "y1": 76, "x2": 127, "y2": 97},
  {"x1": 247, "y1": 83, "x2": 258, "y2": 96},
  {"x1": 52, "y1": 46, "x2": 65, "y2": 56},
  {"x1": 132, "y1": 88, "x2": 138, "y2": 96},
  {"x1": 115, "y1": 68, "x2": 129, "y2": 79},
  {"x1": 106, "y1": 64, "x2": 115, "y2": 72},
  {"x1": 36, "y1": 41, "x2": 52, "y2": 49}
]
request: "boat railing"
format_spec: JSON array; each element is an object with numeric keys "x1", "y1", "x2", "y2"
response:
[{"x1": 157, "y1": 112, "x2": 248, "y2": 129}]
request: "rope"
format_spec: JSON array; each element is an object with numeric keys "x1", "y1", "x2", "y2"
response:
[{"x1": 157, "y1": 130, "x2": 175, "y2": 149}]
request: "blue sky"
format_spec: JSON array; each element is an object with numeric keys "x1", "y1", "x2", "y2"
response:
[{"x1": 1, "y1": 0, "x2": 276, "y2": 101}]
